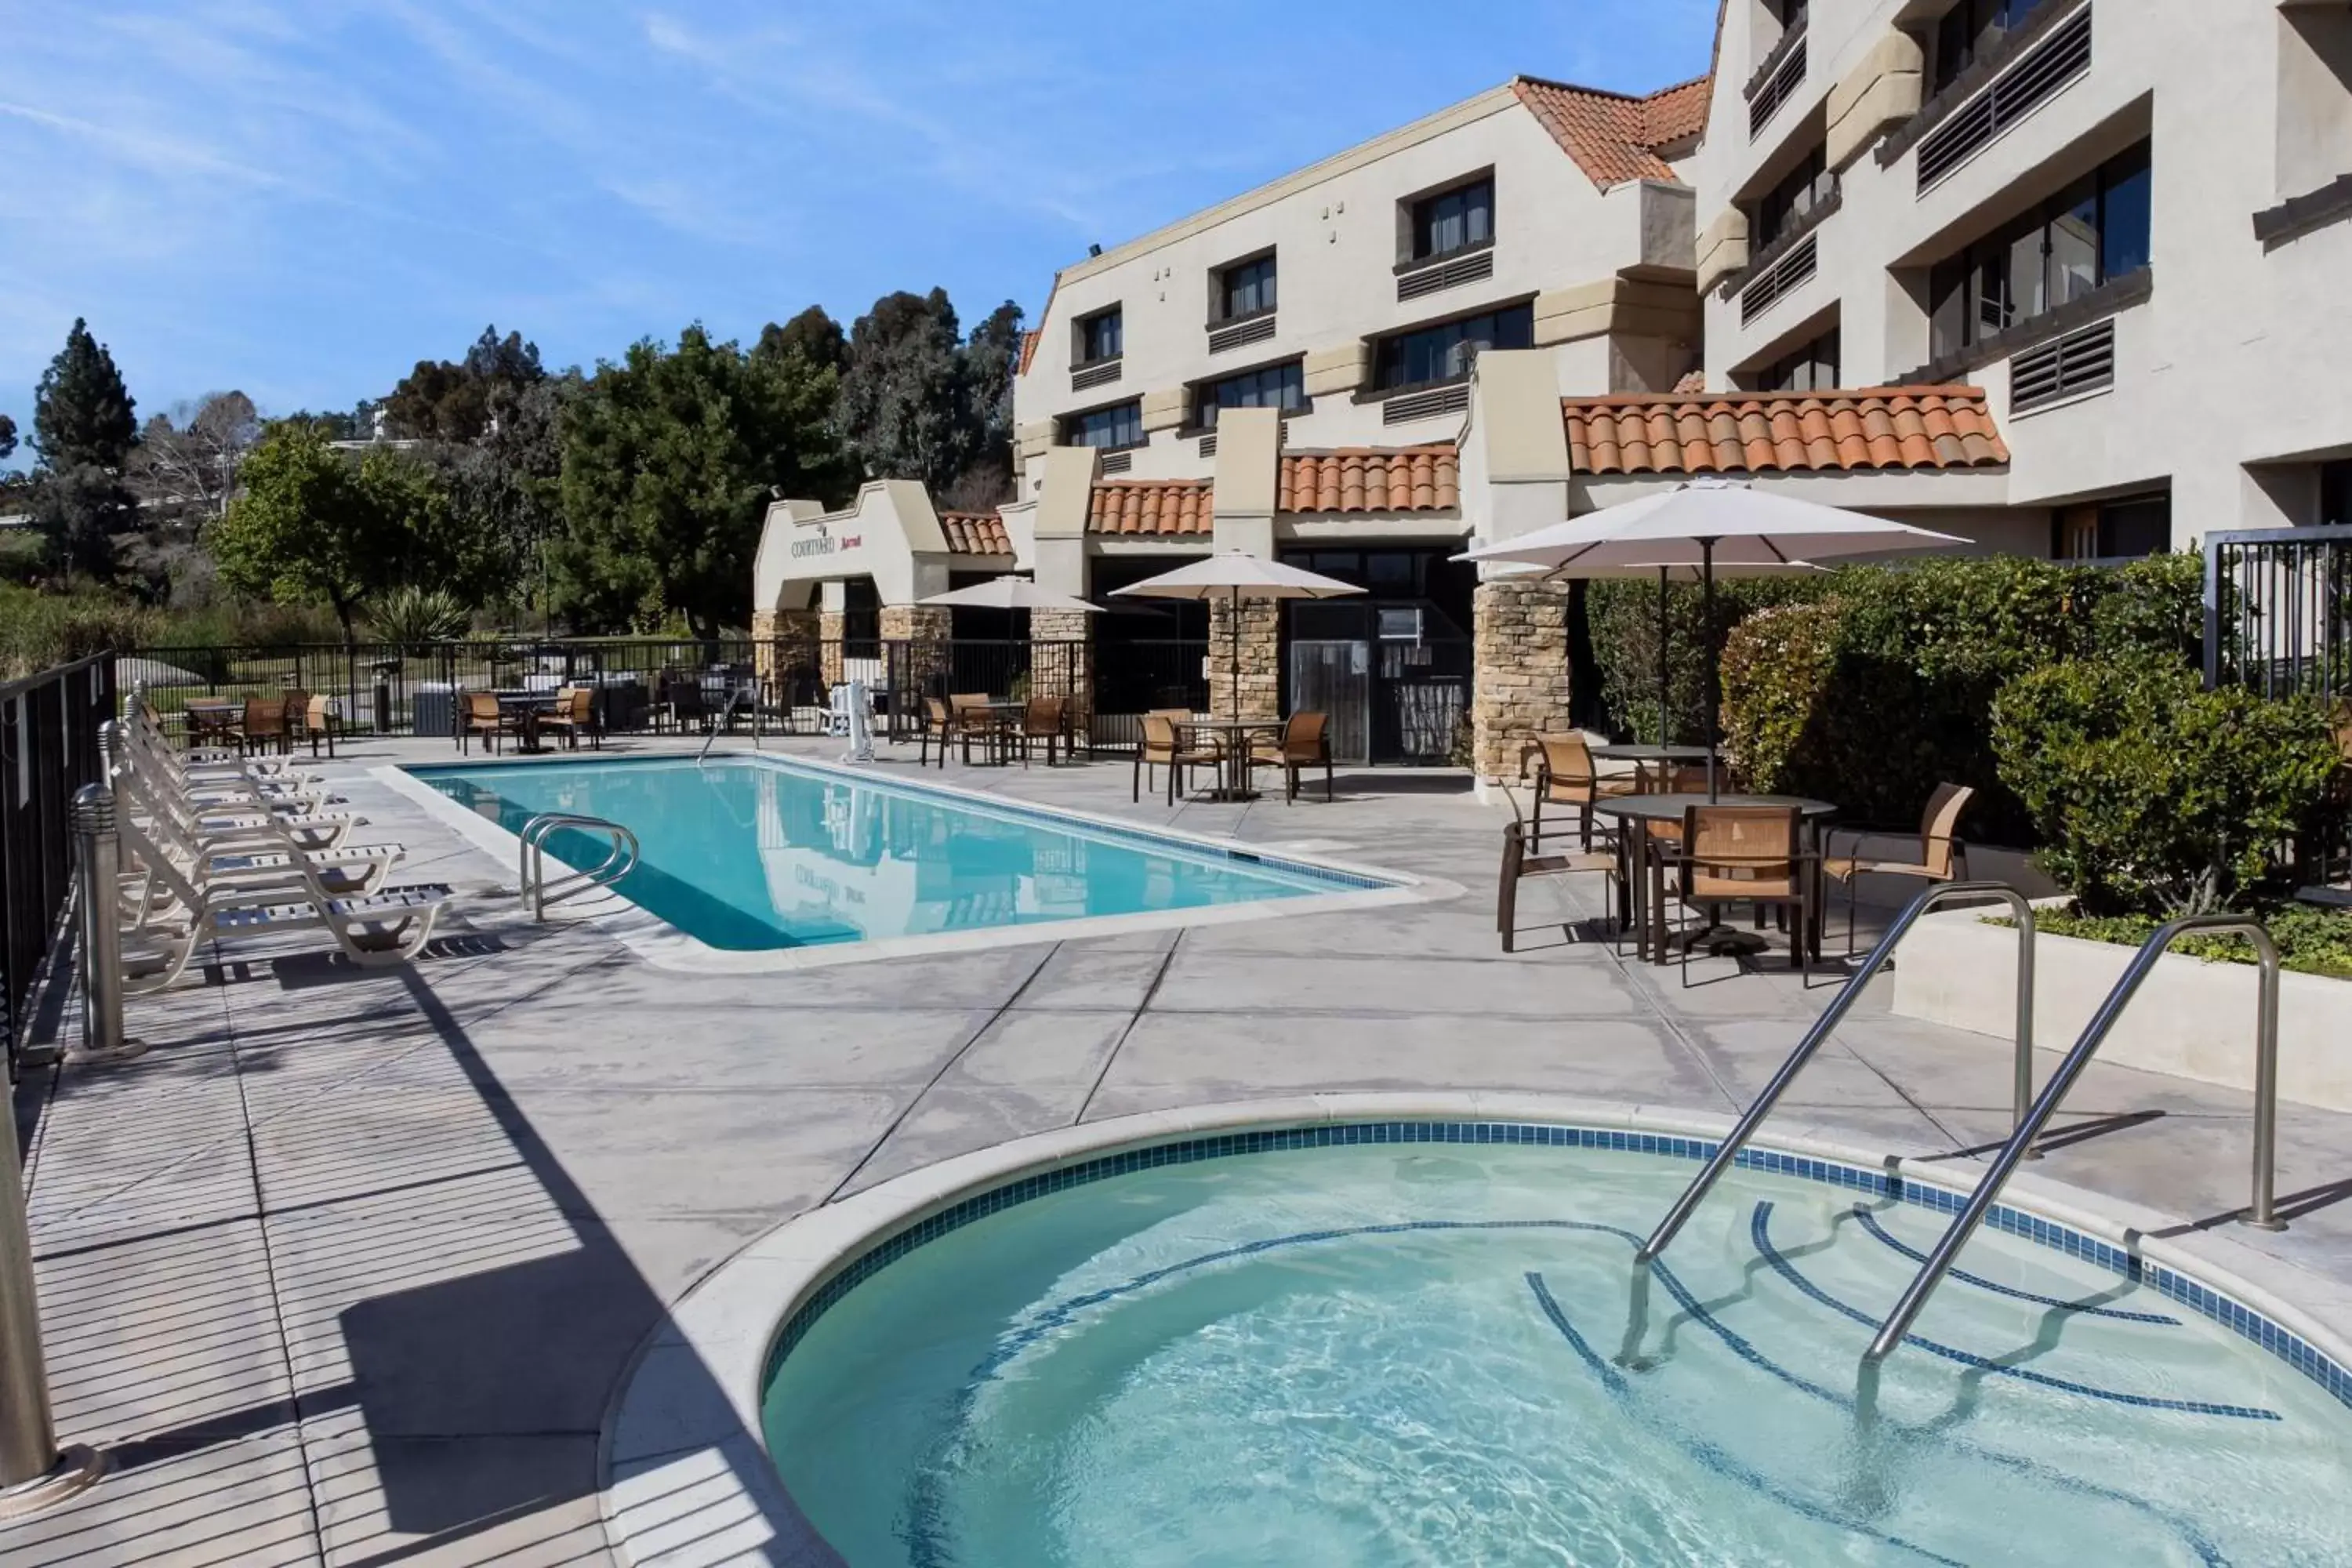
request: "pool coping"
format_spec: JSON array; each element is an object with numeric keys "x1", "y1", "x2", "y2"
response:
[
  {"x1": 374, "y1": 752, "x2": 1456, "y2": 973},
  {"x1": 594, "y1": 1091, "x2": 2352, "y2": 1568}
]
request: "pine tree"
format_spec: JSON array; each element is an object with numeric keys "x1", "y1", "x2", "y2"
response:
[{"x1": 34, "y1": 318, "x2": 138, "y2": 472}]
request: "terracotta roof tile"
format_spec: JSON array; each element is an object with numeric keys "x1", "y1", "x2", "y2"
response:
[
  {"x1": 1017, "y1": 329, "x2": 1042, "y2": 376},
  {"x1": 1513, "y1": 73, "x2": 1711, "y2": 191},
  {"x1": 1563, "y1": 387, "x2": 2011, "y2": 477},
  {"x1": 1278, "y1": 446, "x2": 1461, "y2": 514},
  {"x1": 938, "y1": 510, "x2": 1011, "y2": 554},
  {"x1": 1087, "y1": 479, "x2": 1214, "y2": 536}
]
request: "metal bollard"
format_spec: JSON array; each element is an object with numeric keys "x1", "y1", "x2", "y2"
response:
[
  {"x1": 0, "y1": 1005, "x2": 106, "y2": 1515},
  {"x1": 69, "y1": 783, "x2": 145, "y2": 1067}
]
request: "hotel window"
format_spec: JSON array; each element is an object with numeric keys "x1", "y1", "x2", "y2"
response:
[
  {"x1": 1061, "y1": 399, "x2": 1142, "y2": 449},
  {"x1": 1216, "y1": 254, "x2": 1276, "y2": 321},
  {"x1": 1927, "y1": 141, "x2": 2151, "y2": 360},
  {"x1": 1753, "y1": 145, "x2": 1834, "y2": 251},
  {"x1": 1933, "y1": 0, "x2": 2057, "y2": 94},
  {"x1": 1410, "y1": 178, "x2": 1494, "y2": 262},
  {"x1": 1192, "y1": 360, "x2": 1305, "y2": 429},
  {"x1": 1758, "y1": 328, "x2": 1840, "y2": 391},
  {"x1": 1372, "y1": 303, "x2": 1534, "y2": 392},
  {"x1": 1075, "y1": 307, "x2": 1123, "y2": 366},
  {"x1": 2057, "y1": 492, "x2": 2171, "y2": 560}
]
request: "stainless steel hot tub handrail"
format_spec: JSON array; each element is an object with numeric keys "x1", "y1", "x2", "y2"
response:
[
  {"x1": 1862, "y1": 913, "x2": 2284, "y2": 1366},
  {"x1": 518, "y1": 811, "x2": 640, "y2": 921},
  {"x1": 1637, "y1": 880, "x2": 2039, "y2": 1266}
]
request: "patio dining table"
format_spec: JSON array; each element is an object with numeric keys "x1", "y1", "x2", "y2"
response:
[
  {"x1": 1592, "y1": 742, "x2": 1713, "y2": 792},
  {"x1": 495, "y1": 690, "x2": 560, "y2": 753},
  {"x1": 1175, "y1": 717, "x2": 1286, "y2": 802},
  {"x1": 1592, "y1": 792, "x2": 1838, "y2": 965},
  {"x1": 962, "y1": 699, "x2": 1029, "y2": 765}
]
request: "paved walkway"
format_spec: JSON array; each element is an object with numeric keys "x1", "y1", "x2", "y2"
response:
[{"x1": 7, "y1": 735, "x2": 2350, "y2": 1566}]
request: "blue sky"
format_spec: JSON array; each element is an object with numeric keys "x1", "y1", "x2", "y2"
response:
[{"x1": 0, "y1": 1, "x2": 1715, "y2": 455}]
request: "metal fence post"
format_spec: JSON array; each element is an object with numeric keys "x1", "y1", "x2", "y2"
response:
[
  {"x1": 0, "y1": 1022, "x2": 104, "y2": 1516},
  {"x1": 68, "y1": 782, "x2": 144, "y2": 1068}
]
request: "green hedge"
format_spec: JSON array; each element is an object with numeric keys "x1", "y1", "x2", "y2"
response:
[
  {"x1": 1993, "y1": 661, "x2": 2339, "y2": 916},
  {"x1": 1585, "y1": 574, "x2": 1830, "y2": 744},
  {"x1": 0, "y1": 585, "x2": 161, "y2": 681},
  {"x1": 1718, "y1": 554, "x2": 2202, "y2": 841}
]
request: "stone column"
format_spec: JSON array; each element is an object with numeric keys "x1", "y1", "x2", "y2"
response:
[
  {"x1": 1206, "y1": 598, "x2": 1281, "y2": 720},
  {"x1": 752, "y1": 608, "x2": 818, "y2": 701},
  {"x1": 879, "y1": 603, "x2": 953, "y2": 703},
  {"x1": 817, "y1": 611, "x2": 847, "y2": 687},
  {"x1": 1027, "y1": 606, "x2": 1095, "y2": 735},
  {"x1": 1471, "y1": 577, "x2": 1573, "y2": 779}
]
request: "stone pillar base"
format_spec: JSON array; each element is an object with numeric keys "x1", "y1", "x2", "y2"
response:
[
  {"x1": 1028, "y1": 607, "x2": 1095, "y2": 735},
  {"x1": 1472, "y1": 578, "x2": 1573, "y2": 780},
  {"x1": 753, "y1": 608, "x2": 819, "y2": 704},
  {"x1": 880, "y1": 604, "x2": 953, "y2": 704},
  {"x1": 818, "y1": 611, "x2": 847, "y2": 687}
]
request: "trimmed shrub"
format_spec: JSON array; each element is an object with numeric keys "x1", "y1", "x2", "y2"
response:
[
  {"x1": 1585, "y1": 573, "x2": 1829, "y2": 744},
  {"x1": 1718, "y1": 554, "x2": 2205, "y2": 840},
  {"x1": 1993, "y1": 661, "x2": 2339, "y2": 916}
]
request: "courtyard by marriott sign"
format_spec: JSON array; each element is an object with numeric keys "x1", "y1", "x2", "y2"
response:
[{"x1": 790, "y1": 525, "x2": 863, "y2": 561}]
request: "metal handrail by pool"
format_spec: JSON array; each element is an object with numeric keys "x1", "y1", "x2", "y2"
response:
[
  {"x1": 1637, "y1": 880, "x2": 2039, "y2": 1266},
  {"x1": 518, "y1": 811, "x2": 641, "y2": 921},
  {"x1": 1863, "y1": 913, "x2": 2285, "y2": 1367}
]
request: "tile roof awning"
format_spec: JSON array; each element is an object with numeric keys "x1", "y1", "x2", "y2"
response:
[
  {"x1": 1563, "y1": 387, "x2": 2011, "y2": 477},
  {"x1": 938, "y1": 510, "x2": 1011, "y2": 554},
  {"x1": 1279, "y1": 446, "x2": 1460, "y2": 514},
  {"x1": 1513, "y1": 73, "x2": 1711, "y2": 191},
  {"x1": 1089, "y1": 479, "x2": 1214, "y2": 536}
]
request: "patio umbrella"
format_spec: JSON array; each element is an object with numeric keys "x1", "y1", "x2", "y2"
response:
[
  {"x1": 1109, "y1": 550, "x2": 1363, "y2": 722},
  {"x1": 916, "y1": 576, "x2": 1102, "y2": 615},
  {"x1": 1460, "y1": 480, "x2": 1964, "y2": 797}
]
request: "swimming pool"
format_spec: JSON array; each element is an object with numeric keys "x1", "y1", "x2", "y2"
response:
[
  {"x1": 403, "y1": 755, "x2": 1399, "y2": 954},
  {"x1": 758, "y1": 1126, "x2": 2352, "y2": 1566}
]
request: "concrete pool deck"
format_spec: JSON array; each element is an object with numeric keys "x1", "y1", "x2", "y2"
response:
[{"x1": 8, "y1": 732, "x2": 2352, "y2": 1566}]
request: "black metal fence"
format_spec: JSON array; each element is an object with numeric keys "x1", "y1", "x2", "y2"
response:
[
  {"x1": 2205, "y1": 525, "x2": 2352, "y2": 701},
  {"x1": 119, "y1": 637, "x2": 1214, "y2": 754},
  {"x1": 2, "y1": 653, "x2": 116, "y2": 1068}
]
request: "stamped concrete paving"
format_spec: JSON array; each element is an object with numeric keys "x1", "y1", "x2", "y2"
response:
[{"x1": 7, "y1": 733, "x2": 2351, "y2": 1566}]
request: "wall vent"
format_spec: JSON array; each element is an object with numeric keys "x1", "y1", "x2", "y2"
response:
[
  {"x1": 1097, "y1": 449, "x2": 1134, "y2": 475},
  {"x1": 1207, "y1": 315, "x2": 1276, "y2": 355},
  {"x1": 1381, "y1": 383, "x2": 1472, "y2": 426},
  {"x1": 1197, "y1": 433, "x2": 1218, "y2": 457},
  {"x1": 1396, "y1": 247, "x2": 1494, "y2": 303},
  {"x1": 2009, "y1": 317, "x2": 2114, "y2": 413},
  {"x1": 1070, "y1": 358, "x2": 1123, "y2": 392}
]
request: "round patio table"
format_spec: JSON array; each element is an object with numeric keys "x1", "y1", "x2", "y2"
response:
[
  {"x1": 969, "y1": 699, "x2": 1028, "y2": 764},
  {"x1": 1593, "y1": 792, "x2": 1838, "y2": 964},
  {"x1": 1175, "y1": 718, "x2": 1285, "y2": 801}
]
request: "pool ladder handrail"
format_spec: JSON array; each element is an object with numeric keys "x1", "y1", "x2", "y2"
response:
[
  {"x1": 1862, "y1": 913, "x2": 2285, "y2": 1366},
  {"x1": 518, "y1": 811, "x2": 641, "y2": 921},
  {"x1": 697, "y1": 684, "x2": 760, "y2": 763},
  {"x1": 1637, "y1": 880, "x2": 2041, "y2": 1266}
]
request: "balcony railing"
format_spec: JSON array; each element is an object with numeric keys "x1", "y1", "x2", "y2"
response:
[
  {"x1": 1883, "y1": 2, "x2": 2092, "y2": 188},
  {"x1": 1748, "y1": 28, "x2": 1809, "y2": 140},
  {"x1": 1738, "y1": 234, "x2": 1818, "y2": 325}
]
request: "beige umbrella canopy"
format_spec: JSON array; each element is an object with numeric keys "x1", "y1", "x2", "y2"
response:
[
  {"x1": 1110, "y1": 550, "x2": 1362, "y2": 720},
  {"x1": 916, "y1": 576, "x2": 1102, "y2": 615}
]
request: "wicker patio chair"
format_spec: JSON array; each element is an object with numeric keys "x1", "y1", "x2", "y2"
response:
[
  {"x1": 919, "y1": 697, "x2": 956, "y2": 768},
  {"x1": 460, "y1": 691, "x2": 513, "y2": 755},
  {"x1": 1497, "y1": 782, "x2": 1621, "y2": 953},
  {"x1": 1018, "y1": 696, "x2": 1068, "y2": 767},
  {"x1": 1667, "y1": 804, "x2": 1815, "y2": 984},
  {"x1": 1820, "y1": 783, "x2": 1973, "y2": 955},
  {"x1": 241, "y1": 697, "x2": 289, "y2": 757},
  {"x1": 1135, "y1": 713, "x2": 1218, "y2": 805},
  {"x1": 1250, "y1": 711, "x2": 1335, "y2": 803},
  {"x1": 541, "y1": 686, "x2": 597, "y2": 750},
  {"x1": 1521, "y1": 732, "x2": 1638, "y2": 848}
]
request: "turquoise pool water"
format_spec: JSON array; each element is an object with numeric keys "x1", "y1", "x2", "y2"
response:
[
  {"x1": 408, "y1": 756, "x2": 1375, "y2": 949},
  {"x1": 762, "y1": 1134, "x2": 2352, "y2": 1566}
]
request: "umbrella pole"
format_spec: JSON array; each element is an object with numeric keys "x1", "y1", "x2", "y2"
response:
[
  {"x1": 1702, "y1": 539, "x2": 1719, "y2": 803},
  {"x1": 1229, "y1": 585, "x2": 1241, "y2": 724},
  {"x1": 1656, "y1": 565, "x2": 1670, "y2": 748}
]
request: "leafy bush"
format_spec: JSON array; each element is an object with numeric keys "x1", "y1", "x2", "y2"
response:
[
  {"x1": 1719, "y1": 554, "x2": 2205, "y2": 840},
  {"x1": 1585, "y1": 573, "x2": 1828, "y2": 744},
  {"x1": 1993, "y1": 661, "x2": 2339, "y2": 916}
]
